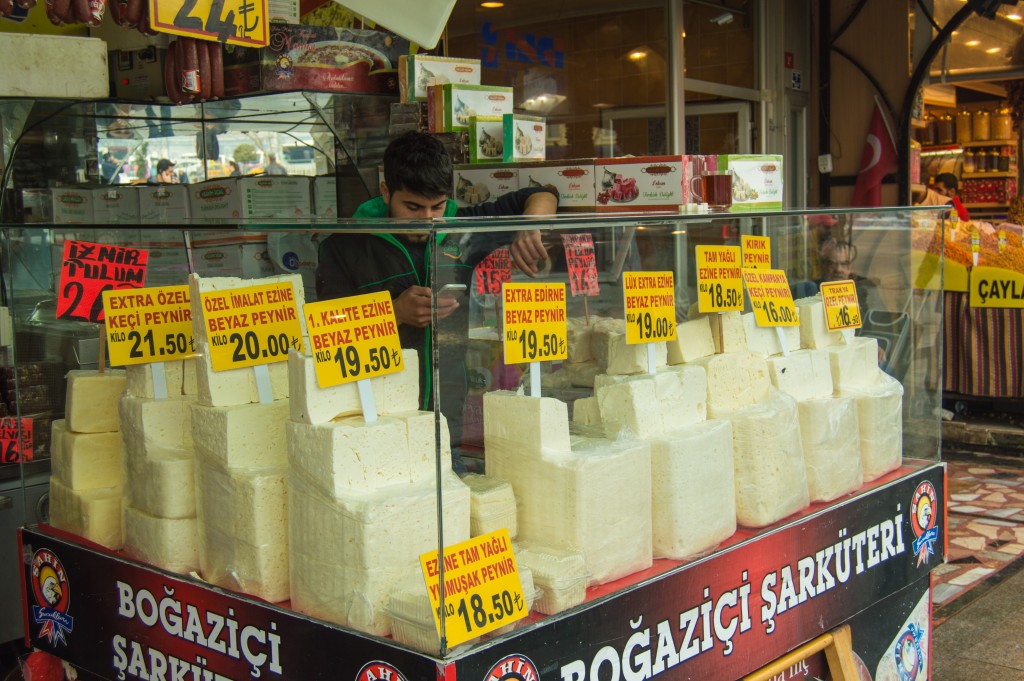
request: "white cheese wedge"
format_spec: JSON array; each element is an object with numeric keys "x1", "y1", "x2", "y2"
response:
[
  {"x1": 797, "y1": 396, "x2": 863, "y2": 502},
  {"x1": 201, "y1": 528, "x2": 290, "y2": 603},
  {"x1": 124, "y1": 505, "x2": 199, "y2": 574},
  {"x1": 561, "y1": 361, "x2": 603, "y2": 388},
  {"x1": 53, "y1": 430, "x2": 124, "y2": 490},
  {"x1": 191, "y1": 399, "x2": 290, "y2": 469},
  {"x1": 728, "y1": 390, "x2": 810, "y2": 528},
  {"x1": 767, "y1": 349, "x2": 834, "y2": 401},
  {"x1": 375, "y1": 350, "x2": 421, "y2": 413},
  {"x1": 192, "y1": 339, "x2": 290, "y2": 407},
  {"x1": 651, "y1": 419, "x2": 735, "y2": 559},
  {"x1": 195, "y1": 455, "x2": 288, "y2": 547},
  {"x1": 691, "y1": 352, "x2": 771, "y2": 418},
  {"x1": 709, "y1": 311, "x2": 747, "y2": 354},
  {"x1": 795, "y1": 295, "x2": 843, "y2": 349},
  {"x1": 119, "y1": 395, "x2": 194, "y2": 452},
  {"x1": 64, "y1": 369, "x2": 127, "y2": 433},
  {"x1": 572, "y1": 396, "x2": 601, "y2": 426},
  {"x1": 597, "y1": 377, "x2": 663, "y2": 440},
  {"x1": 125, "y1": 361, "x2": 185, "y2": 398},
  {"x1": 462, "y1": 473, "x2": 518, "y2": 539},
  {"x1": 667, "y1": 316, "x2": 715, "y2": 364},
  {"x1": 741, "y1": 312, "x2": 800, "y2": 356},
  {"x1": 590, "y1": 318, "x2": 624, "y2": 366},
  {"x1": 124, "y1": 444, "x2": 196, "y2": 519},
  {"x1": 48, "y1": 478, "x2": 124, "y2": 549},
  {"x1": 825, "y1": 336, "x2": 880, "y2": 392},
  {"x1": 566, "y1": 316, "x2": 602, "y2": 363},
  {"x1": 514, "y1": 542, "x2": 588, "y2": 615},
  {"x1": 842, "y1": 373, "x2": 903, "y2": 481},
  {"x1": 484, "y1": 391, "x2": 571, "y2": 459}
]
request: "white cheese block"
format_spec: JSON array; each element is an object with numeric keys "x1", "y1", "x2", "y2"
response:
[
  {"x1": 484, "y1": 391, "x2": 571, "y2": 459},
  {"x1": 191, "y1": 400, "x2": 290, "y2": 469},
  {"x1": 462, "y1": 473, "x2": 518, "y2": 538},
  {"x1": 193, "y1": 339, "x2": 290, "y2": 407},
  {"x1": 591, "y1": 317, "x2": 667, "y2": 375},
  {"x1": 652, "y1": 365, "x2": 708, "y2": 430},
  {"x1": 590, "y1": 318, "x2": 624, "y2": 366},
  {"x1": 289, "y1": 348, "x2": 374, "y2": 423},
  {"x1": 651, "y1": 419, "x2": 735, "y2": 559},
  {"x1": 667, "y1": 316, "x2": 715, "y2": 364},
  {"x1": 825, "y1": 336, "x2": 881, "y2": 392},
  {"x1": 48, "y1": 479, "x2": 124, "y2": 549},
  {"x1": 566, "y1": 316, "x2": 602, "y2": 363},
  {"x1": 124, "y1": 505, "x2": 199, "y2": 574},
  {"x1": 376, "y1": 350, "x2": 421, "y2": 413},
  {"x1": 53, "y1": 430, "x2": 124, "y2": 490},
  {"x1": 842, "y1": 373, "x2": 903, "y2": 481},
  {"x1": 597, "y1": 377, "x2": 663, "y2": 440},
  {"x1": 125, "y1": 361, "x2": 185, "y2": 398},
  {"x1": 767, "y1": 349, "x2": 833, "y2": 401},
  {"x1": 562, "y1": 361, "x2": 603, "y2": 388},
  {"x1": 742, "y1": 312, "x2": 800, "y2": 357},
  {"x1": 797, "y1": 396, "x2": 863, "y2": 502},
  {"x1": 572, "y1": 396, "x2": 601, "y2": 426},
  {"x1": 50, "y1": 419, "x2": 66, "y2": 461},
  {"x1": 514, "y1": 542, "x2": 588, "y2": 615},
  {"x1": 64, "y1": 369, "x2": 127, "y2": 433},
  {"x1": 795, "y1": 295, "x2": 843, "y2": 349},
  {"x1": 195, "y1": 454, "x2": 288, "y2": 547},
  {"x1": 188, "y1": 272, "x2": 308, "y2": 345},
  {"x1": 691, "y1": 352, "x2": 771, "y2": 418},
  {"x1": 709, "y1": 311, "x2": 747, "y2": 354},
  {"x1": 124, "y1": 445, "x2": 196, "y2": 519},
  {"x1": 183, "y1": 357, "x2": 199, "y2": 396},
  {"x1": 119, "y1": 395, "x2": 194, "y2": 452},
  {"x1": 728, "y1": 390, "x2": 810, "y2": 528},
  {"x1": 201, "y1": 528, "x2": 290, "y2": 603}
]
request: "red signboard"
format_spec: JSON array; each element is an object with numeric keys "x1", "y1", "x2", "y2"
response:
[
  {"x1": 57, "y1": 241, "x2": 148, "y2": 323},
  {"x1": 0, "y1": 417, "x2": 33, "y2": 463},
  {"x1": 475, "y1": 247, "x2": 512, "y2": 295},
  {"x1": 561, "y1": 233, "x2": 599, "y2": 297}
]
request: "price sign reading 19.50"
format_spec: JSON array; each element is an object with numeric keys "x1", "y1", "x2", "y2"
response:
[
  {"x1": 820, "y1": 280, "x2": 863, "y2": 331},
  {"x1": 502, "y1": 283, "x2": 568, "y2": 364},
  {"x1": 201, "y1": 282, "x2": 305, "y2": 372},
  {"x1": 623, "y1": 271, "x2": 677, "y2": 344},
  {"x1": 741, "y1": 268, "x2": 799, "y2": 327},
  {"x1": 304, "y1": 291, "x2": 404, "y2": 388},
  {"x1": 103, "y1": 285, "x2": 196, "y2": 367},
  {"x1": 695, "y1": 246, "x2": 743, "y2": 313}
]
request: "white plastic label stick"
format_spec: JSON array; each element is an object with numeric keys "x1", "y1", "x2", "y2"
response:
[
  {"x1": 647, "y1": 343, "x2": 657, "y2": 374},
  {"x1": 357, "y1": 378, "x2": 378, "y2": 423},
  {"x1": 150, "y1": 363, "x2": 168, "y2": 400},
  {"x1": 530, "y1": 362, "x2": 541, "y2": 398},
  {"x1": 254, "y1": 365, "x2": 273, "y2": 404},
  {"x1": 842, "y1": 329, "x2": 855, "y2": 345},
  {"x1": 775, "y1": 327, "x2": 791, "y2": 357}
]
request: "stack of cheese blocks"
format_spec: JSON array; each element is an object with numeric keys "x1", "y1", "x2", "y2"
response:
[
  {"x1": 560, "y1": 317, "x2": 668, "y2": 388},
  {"x1": 49, "y1": 370, "x2": 127, "y2": 550},
  {"x1": 286, "y1": 347, "x2": 470, "y2": 637},
  {"x1": 462, "y1": 473, "x2": 518, "y2": 539},
  {"x1": 120, "y1": 360, "x2": 200, "y2": 574},
  {"x1": 188, "y1": 273, "x2": 302, "y2": 603},
  {"x1": 484, "y1": 390, "x2": 652, "y2": 587}
]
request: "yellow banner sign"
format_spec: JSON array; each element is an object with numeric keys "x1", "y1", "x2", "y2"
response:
[
  {"x1": 502, "y1": 283, "x2": 568, "y2": 363},
  {"x1": 970, "y1": 266, "x2": 1024, "y2": 309},
  {"x1": 623, "y1": 271, "x2": 677, "y2": 344},
  {"x1": 741, "y1": 235, "x2": 771, "y2": 269},
  {"x1": 200, "y1": 282, "x2": 304, "y2": 371},
  {"x1": 420, "y1": 529, "x2": 527, "y2": 647},
  {"x1": 820, "y1": 280, "x2": 862, "y2": 331},
  {"x1": 305, "y1": 291, "x2": 404, "y2": 387},
  {"x1": 150, "y1": 0, "x2": 268, "y2": 47},
  {"x1": 741, "y1": 268, "x2": 799, "y2": 327},
  {"x1": 696, "y1": 246, "x2": 743, "y2": 313},
  {"x1": 103, "y1": 285, "x2": 196, "y2": 366}
]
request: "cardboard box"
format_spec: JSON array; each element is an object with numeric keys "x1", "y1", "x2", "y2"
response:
[
  {"x1": 133, "y1": 230, "x2": 191, "y2": 287},
  {"x1": 594, "y1": 156, "x2": 688, "y2": 212},
  {"x1": 517, "y1": 159, "x2": 595, "y2": 212},
  {"x1": 503, "y1": 114, "x2": 545, "y2": 162},
  {"x1": 187, "y1": 179, "x2": 242, "y2": 221},
  {"x1": 92, "y1": 186, "x2": 140, "y2": 224},
  {"x1": 312, "y1": 176, "x2": 339, "y2": 218},
  {"x1": 468, "y1": 116, "x2": 505, "y2": 163},
  {"x1": 428, "y1": 84, "x2": 514, "y2": 133},
  {"x1": 139, "y1": 185, "x2": 190, "y2": 223},
  {"x1": 400, "y1": 54, "x2": 481, "y2": 102},
  {"x1": 191, "y1": 232, "x2": 275, "y2": 279},
  {"x1": 238, "y1": 176, "x2": 312, "y2": 219},
  {"x1": 452, "y1": 164, "x2": 519, "y2": 208},
  {"x1": 21, "y1": 189, "x2": 53, "y2": 223},
  {"x1": 717, "y1": 154, "x2": 784, "y2": 210},
  {"x1": 51, "y1": 188, "x2": 94, "y2": 223}
]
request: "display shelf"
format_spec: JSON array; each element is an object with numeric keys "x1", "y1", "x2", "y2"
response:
[
  {"x1": 962, "y1": 172, "x2": 1016, "y2": 179},
  {"x1": 961, "y1": 139, "x2": 1017, "y2": 148},
  {"x1": 964, "y1": 202, "x2": 1008, "y2": 209}
]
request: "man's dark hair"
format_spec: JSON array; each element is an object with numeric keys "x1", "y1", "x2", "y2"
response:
[
  {"x1": 383, "y1": 132, "x2": 453, "y2": 199},
  {"x1": 935, "y1": 173, "x2": 959, "y2": 193}
]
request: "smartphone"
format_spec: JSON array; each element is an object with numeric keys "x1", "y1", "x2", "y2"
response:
[{"x1": 439, "y1": 284, "x2": 467, "y2": 295}]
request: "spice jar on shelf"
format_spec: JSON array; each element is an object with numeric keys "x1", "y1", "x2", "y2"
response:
[
  {"x1": 993, "y1": 104, "x2": 1014, "y2": 140},
  {"x1": 922, "y1": 113, "x2": 938, "y2": 145},
  {"x1": 956, "y1": 109, "x2": 973, "y2": 144},
  {"x1": 999, "y1": 146, "x2": 1013, "y2": 172},
  {"x1": 938, "y1": 113, "x2": 956, "y2": 144},
  {"x1": 972, "y1": 108, "x2": 991, "y2": 142},
  {"x1": 963, "y1": 149, "x2": 977, "y2": 174}
]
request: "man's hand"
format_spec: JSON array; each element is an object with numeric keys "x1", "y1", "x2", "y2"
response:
[
  {"x1": 393, "y1": 285, "x2": 459, "y2": 328},
  {"x1": 510, "y1": 230, "x2": 548, "y2": 277}
]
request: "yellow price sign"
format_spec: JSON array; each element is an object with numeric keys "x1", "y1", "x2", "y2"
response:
[
  {"x1": 420, "y1": 529, "x2": 526, "y2": 647},
  {"x1": 304, "y1": 291, "x2": 404, "y2": 387},
  {"x1": 820, "y1": 280, "x2": 862, "y2": 331},
  {"x1": 741, "y1": 234, "x2": 771, "y2": 269},
  {"x1": 151, "y1": 0, "x2": 268, "y2": 47},
  {"x1": 623, "y1": 271, "x2": 677, "y2": 344},
  {"x1": 103, "y1": 285, "x2": 196, "y2": 366},
  {"x1": 741, "y1": 268, "x2": 799, "y2": 327},
  {"x1": 970, "y1": 266, "x2": 1024, "y2": 308},
  {"x1": 695, "y1": 246, "x2": 743, "y2": 313},
  {"x1": 200, "y1": 282, "x2": 304, "y2": 371},
  {"x1": 502, "y1": 283, "x2": 568, "y2": 363}
]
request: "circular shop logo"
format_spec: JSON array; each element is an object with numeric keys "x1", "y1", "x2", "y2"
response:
[
  {"x1": 485, "y1": 654, "x2": 541, "y2": 681},
  {"x1": 31, "y1": 549, "x2": 70, "y2": 613},
  {"x1": 355, "y1": 661, "x2": 407, "y2": 681},
  {"x1": 910, "y1": 481, "x2": 938, "y2": 538}
]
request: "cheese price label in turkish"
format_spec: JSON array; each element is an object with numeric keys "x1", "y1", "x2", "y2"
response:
[
  {"x1": 820, "y1": 280, "x2": 862, "y2": 331},
  {"x1": 102, "y1": 285, "x2": 196, "y2": 367},
  {"x1": 502, "y1": 283, "x2": 568, "y2": 364},
  {"x1": 150, "y1": 0, "x2": 268, "y2": 47},
  {"x1": 201, "y1": 282, "x2": 305, "y2": 372},
  {"x1": 970, "y1": 266, "x2": 1024, "y2": 309},
  {"x1": 623, "y1": 271, "x2": 677, "y2": 344},
  {"x1": 741, "y1": 234, "x2": 771, "y2": 269},
  {"x1": 419, "y1": 529, "x2": 526, "y2": 646},
  {"x1": 0, "y1": 417, "x2": 33, "y2": 463},
  {"x1": 57, "y1": 240, "x2": 148, "y2": 323},
  {"x1": 741, "y1": 268, "x2": 799, "y2": 327},
  {"x1": 304, "y1": 291, "x2": 404, "y2": 388},
  {"x1": 475, "y1": 247, "x2": 512, "y2": 295},
  {"x1": 562, "y1": 233, "x2": 600, "y2": 297},
  {"x1": 695, "y1": 246, "x2": 743, "y2": 313}
]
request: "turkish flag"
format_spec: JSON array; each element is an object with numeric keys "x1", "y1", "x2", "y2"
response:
[{"x1": 851, "y1": 101, "x2": 898, "y2": 207}]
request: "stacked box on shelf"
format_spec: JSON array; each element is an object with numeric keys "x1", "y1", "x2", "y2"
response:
[
  {"x1": 517, "y1": 159, "x2": 597, "y2": 212},
  {"x1": 452, "y1": 163, "x2": 519, "y2": 208},
  {"x1": 399, "y1": 54, "x2": 482, "y2": 102},
  {"x1": 962, "y1": 177, "x2": 1017, "y2": 204},
  {"x1": 427, "y1": 84, "x2": 513, "y2": 133},
  {"x1": 503, "y1": 114, "x2": 545, "y2": 162}
]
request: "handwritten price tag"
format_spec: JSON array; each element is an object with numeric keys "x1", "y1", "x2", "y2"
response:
[
  {"x1": 304, "y1": 291, "x2": 404, "y2": 388},
  {"x1": 103, "y1": 285, "x2": 196, "y2": 366},
  {"x1": 502, "y1": 283, "x2": 567, "y2": 363},
  {"x1": 476, "y1": 248, "x2": 512, "y2": 295},
  {"x1": 742, "y1": 268, "x2": 799, "y2": 327},
  {"x1": 741, "y1": 235, "x2": 771, "y2": 269},
  {"x1": 820, "y1": 280, "x2": 862, "y2": 331},
  {"x1": 696, "y1": 246, "x2": 743, "y2": 313},
  {"x1": 0, "y1": 417, "x2": 32, "y2": 463},
  {"x1": 58, "y1": 241, "x2": 148, "y2": 323},
  {"x1": 200, "y1": 282, "x2": 304, "y2": 371},
  {"x1": 420, "y1": 529, "x2": 526, "y2": 646},
  {"x1": 623, "y1": 271, "x2": 677, "y2": 344},
  {"x1": 151, "y1": 0, "x2": 268, "y2": 47},
  {"x1": 562, "y1": 233, "x2": 599, "y2": 297}
]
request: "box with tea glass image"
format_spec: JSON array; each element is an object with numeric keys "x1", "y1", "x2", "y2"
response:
[{"x1": 594, "y1": 156, "x2": 689, "y2": 212}]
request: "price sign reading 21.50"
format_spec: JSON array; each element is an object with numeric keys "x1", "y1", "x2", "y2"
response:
[
  {"x1": 305, "y1": 291, "x2": 404, "y2": 389},
  {"x1": 201, "y1": 282, "x2": 305, "y2": 372},
  {"x1": 103, "y1": 285, "x2": 196, "y2": 367}
]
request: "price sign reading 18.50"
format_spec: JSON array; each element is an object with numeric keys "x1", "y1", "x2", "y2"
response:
[
  {"x1": 304, "y1": 291, "x2": 404, "y2": 388},
  {"x1": 741, "y1": 268, "x2": 799, "y2": 327},
  {"x1": 502, "y1": 283, "x2": 567, "y2": 364},
  {"x1": 695, "y1": 246, "x2": 743, "y2": 313},
  {"x1": 103, "y1": 285, "x2": 196, "y2": 367},
  {"x1": 201, "y1": 282, "x2": 305, "y2": 372},
  {"x1": 623, "y1": 271, "x2": 677, "y2": 344}
]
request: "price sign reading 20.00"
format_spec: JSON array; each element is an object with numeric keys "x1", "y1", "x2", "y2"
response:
[
  {"x1": 200, "y1": 282, "x2": 305, "y2": 372},
  {"x1": 103, "y1": 285, "x2": 196, "y2": 367},
  {"x1": 502, "y1": 283, "x2": 568, "y2": 364},
  {"x1": 623, "y1": 271, "x2": 677, "y2": 344}
]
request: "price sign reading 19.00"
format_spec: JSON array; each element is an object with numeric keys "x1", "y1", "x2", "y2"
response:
[
  {"x1": 420, "y1": 529, "x2": 527, "y2": 646},
  {"x1": 741, "y1": 268, "x2": 799, "y2": 327},
  {"x1": 502, "y1": 283, "x2": 568, "y2": 364},
  {"x1": 623, "y1": 271, "x2": 677, "y2": 344},
  {"x1": 103, "y1": 285, "x2": 196, "y2": 367},
  {"x1": 304, "y1": 291, "x2": 404, "y2": 388},
  {"x1": 820, "y1": 280, "x2": 863, "y2": 331},
  {"x1": 695, "y1": 246, "x2": 743, "y2": 313},
  {"x1": 201, "y1": 282, "x2": 304, "y2": 372}
]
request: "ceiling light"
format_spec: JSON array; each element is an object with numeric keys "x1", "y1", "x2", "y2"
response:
[
  {"x1": 1009, "y1": 13, "x2": 1022, "y2": 20},
  {"x1": 986, "y1": 46, "x2": 1001, "y2": 53},
  {"x1": 629, "y1": 50, "x2": 648, "y2": 61},
  {"x1": 965, "y1": 39, "x2": 981, "y2": 46},
  {"x1": 480, "y1": 1, "x2": 504, "y2": 7},
  {"x1": 710, "y1": 11, "x2": 733, "y2": 26}
]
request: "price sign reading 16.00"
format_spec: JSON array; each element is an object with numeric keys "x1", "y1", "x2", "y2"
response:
[{"x1": 741, "y1": 268, "x2": 799, "y2": 328}]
